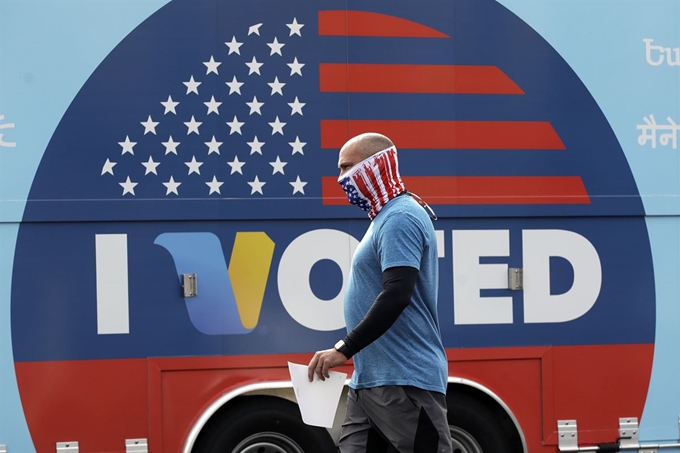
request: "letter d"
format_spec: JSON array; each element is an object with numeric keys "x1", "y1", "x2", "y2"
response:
[{"x1": 523, "y1": 230, "x2": 602, "y2": 323}]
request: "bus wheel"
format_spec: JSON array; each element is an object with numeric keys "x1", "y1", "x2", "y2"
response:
[
  {"x1": 449, "y1": 426, "x2": 484, "y2": 453},
  {"x1": 192, "y1": 396, "x2": 336, "y2": 453},
  {"x1": 447, "y1": 392, "x2": 523, "y2": 453},
  {"x1": 230, "y1": 432, "x2": 304, "y2": 453}
]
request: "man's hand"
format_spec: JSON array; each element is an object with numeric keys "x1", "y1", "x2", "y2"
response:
[{"x1": 307, "y1": 348, "x2": 348, "y2": 382}]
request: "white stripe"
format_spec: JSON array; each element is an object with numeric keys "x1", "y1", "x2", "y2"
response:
[
  {"x1": 368, "y1": 159, "x2": 389, "y2": 208},
  {"x1": 435, "y1": 230, "x2": 445, "y2": 258},
  {"x1": 95, "y1": 234, "x2": 130, "y2": 334}
]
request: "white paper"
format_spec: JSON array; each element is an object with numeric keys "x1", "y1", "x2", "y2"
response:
[{"x1": 288, "y1": 361, "x2": 347, "y2": 428}]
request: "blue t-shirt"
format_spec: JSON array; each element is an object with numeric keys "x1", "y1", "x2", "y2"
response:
[{"x1": 344, "y1": 195, "x2": 448, "y2": 394}]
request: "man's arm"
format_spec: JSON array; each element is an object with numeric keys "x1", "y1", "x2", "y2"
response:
[
  {"x1": 338, "y1": 266, "x2": 418, "y2": 358},
  {"x1": 307, "y1": 266, "x2": 418, "y2": 381}
]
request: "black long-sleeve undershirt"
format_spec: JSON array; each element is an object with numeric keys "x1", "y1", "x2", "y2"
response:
[{"x1": 338, "y1": 266, "x2": 419, "y2": 359}]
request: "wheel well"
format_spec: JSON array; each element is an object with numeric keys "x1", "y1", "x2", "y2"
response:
[
  {"x1": 447, "y1": 383, "x2": 526, "y2": 453},
  {"x1": 191, "y1": 394, "x2": 336, "y2": 453},
  {"x1": 202, "y1": 393, "x2": 284, "y2": 422},
  {"x1": 194, "y1": 393, "x2": 302, "y2": 440}
]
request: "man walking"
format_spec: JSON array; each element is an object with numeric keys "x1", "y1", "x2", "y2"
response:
[{"x1": 308, "y1": 133, "x2": 452, "y2": 452}]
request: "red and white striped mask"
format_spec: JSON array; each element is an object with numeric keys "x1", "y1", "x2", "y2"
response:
[{"x1": 337, "y1": 146, "x2": 405, "y2": 219}]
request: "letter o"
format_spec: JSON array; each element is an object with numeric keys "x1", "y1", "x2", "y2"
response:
[{"x1": 278, "y1": 229, "x2": 359, "y2": 331}]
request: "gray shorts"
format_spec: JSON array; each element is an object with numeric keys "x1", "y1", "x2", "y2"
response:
[{"x1": 339, "y1": 386, "x2": 453, "y2": 453}]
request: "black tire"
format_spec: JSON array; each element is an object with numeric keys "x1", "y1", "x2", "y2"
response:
[
  {"x1": 447, "y1": 392, "x2": 523, "y2": 453},
  {"x1": 192, "y1": 396, "x2": 337, "y2": 453}
]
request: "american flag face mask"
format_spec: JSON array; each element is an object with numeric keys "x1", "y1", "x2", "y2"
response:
[{"x1": 337, "y1": 146, "x2": 406, "y2": 219}]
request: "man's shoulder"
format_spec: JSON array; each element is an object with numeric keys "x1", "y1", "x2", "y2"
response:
[
  {"x1": 372, "y1": 197, "x2": 435, "y2": 247},
  {"x1": 378, "y1": 196, "x2": 431, "y2": 227}
]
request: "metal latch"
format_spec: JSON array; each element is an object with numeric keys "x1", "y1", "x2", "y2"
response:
[
  {"x1": 56, "y1": 442, "x2": 79, "y2": 453},
  {"x1": 557, "y1": 420, "x2": 578, "y2": 451},
  {"x1": 508, "y1": 268, "x2": 523, "y2": 290},
  {"x1": 126, "y1": 438, "x2": 148, "y2": 453},
  {"x1": 182, "y1": 273, "x2": 197, "y2": 297},
  {"x1": 619, "y1": 417, "x2": 640, "y2": 449}
]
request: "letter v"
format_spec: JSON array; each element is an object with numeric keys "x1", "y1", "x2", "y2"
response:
[{"x1": 155, "y1": 232, "x2": 273, "y2": 335}]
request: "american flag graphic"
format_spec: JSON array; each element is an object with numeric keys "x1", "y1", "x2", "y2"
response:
[
  {"x1": 339, "y1": 146, "x2": 405, "y2": 218},
  {"x1": 95, "y1": 9, "x2": 588, "y2": 205},
  {"x1": 26, "y1": 2, "x2": 646, "y2": 222}
]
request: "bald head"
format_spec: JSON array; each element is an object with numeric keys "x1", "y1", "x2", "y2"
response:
[
  {"x1": 338, "y1": 133, "x2": 395, "y2": 177},
  {"x1": 344, "y1": 133, "x2": 394, "y2": 159}
]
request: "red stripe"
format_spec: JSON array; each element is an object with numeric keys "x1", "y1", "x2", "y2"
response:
[
  {"x1": 323, "y1": 176, "x2": 590, "y2": 205},
  {"x1": 15, "y1": 345, "x2": 651, "y2": 453},
  {"x1": 320, "y1": 64, "x2": 524, "y2": 94},
  {"x1": 375, "y1": 153, "x2": 392, "y2": 204},
  {"x1": 385, "y1": 150, "x2": 402, "y2": 197},
  {"x1": 351, "y1": 170, "x2": 372, "y2": 205},
  {"x1": 321, "y1": 120, "x2": 565, "y2": 150},
  {"x1": 318, "y1": 11, "x2": 449, "y2": 38},
  {"x1": 363, "y1": 165, "x2": 385, "y2": 208}
]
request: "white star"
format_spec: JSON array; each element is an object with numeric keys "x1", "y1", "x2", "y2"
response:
[
  {"x1": 225, "y1": 36, "x2": 243, "y2": 54},
  {"x1": 226, "y1": 76, "x2": 244, "y2": 95},
  {"x1": 287, "y1": 57, "x2": 305, "y2": 76},
  {"x1": 184, "y1": 116, "x2": 202, "y2": 135},
  {"x1": 203, "y1": 55, "x2": 221, "y2": 75},
  {"x1": 247, "y1": 136, "x2": 265, "y2": 155},
  {"x1": 245, "y1": 56, "x2": 263, "y2": 75},
  {"x1": 226, "y1": 115, "x2": 245, "y2": 135},
  {"x1": 248, "y1": 23, "x2": 263, "y2": 35},
  {"x1": 268, "y1": 77, "x2": 285, "y2": 95},
  {"x1": 246, "y1": 96, "x2": 264, "y2": 115},
  {"x1": 141, "y1": 156, "x2": 161, "y2": 175},
  {"x1": 119, "y1": 176, "x2": 138, "y2": 196},
  {"x1": 161, "y1": 95, "x2": 179, "y2": 114},
  {"x1": 228, "y1": 155, "x2": 246, "y2": 174},
  {"x1": 163, "y1": 176, "x2": 181, "y2": 195},
  {"x1": 290, "y1": 175, "x2": 307, "y2": 194},
  {"x1": 269, "y1": 116, "x2": 286, "y2": 135},
  {"x1": 288, "y1": 96, "x2": 305, "y2": 116},
  {"x1": 248, "y1": 175, "x2": 266, "y2": 195},
  {"x1": 206, "y1": 176, "x2": 224, "y2": 195},
  {"x1": 141, "y1": 115, "x2": 159, "y2": 135},
  {"x1": 267, "y1": 37, "x2": 285, "y2": 56},
  {"x1": 185, "y1": 156, "x2": 203, "y2": 175},
  {"x1": 287, "y1": 18, "x2": 304, "y2": 37},
  {"x1": 269, "y1": 156, "x2": 287, "y2": 175},
  {"x1": 118, "y1": 136, "x2": 136, "y2": 155},
  {"x1": 289, "y1": 136, "x2": 306, "y2": 155},
  {"x1": 205, "y1": 135, "x2": 223, "y2": 155},
  {"x1": 162, "y1": 136, "x2": 180, "y2": 155},
  {"x1": 204, "y1": 95, "x2": 222, "y2": 115},
  {"x1": 183, "y1": 76, "x2": 201, "y2": 95},
  {"x1": 101, "y1": 158, "x2": 116, "y2": 175}
]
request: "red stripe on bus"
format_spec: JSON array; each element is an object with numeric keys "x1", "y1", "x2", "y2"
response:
[
  {"x1": 319, "y1": 64, "x2": 524, "y2": 94},
  {"x1": 321, "y1": 120, "x2": 565, "y2": 150},
  {"x1": 322, "y1": 176, "x2": 590, "y2": 205},
  {"x1": 14, "y1": 344, "x2": 652, "y2": 453},
  {"x1": 318, "y1": 10, "x2": 449, "y2": 38}
]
